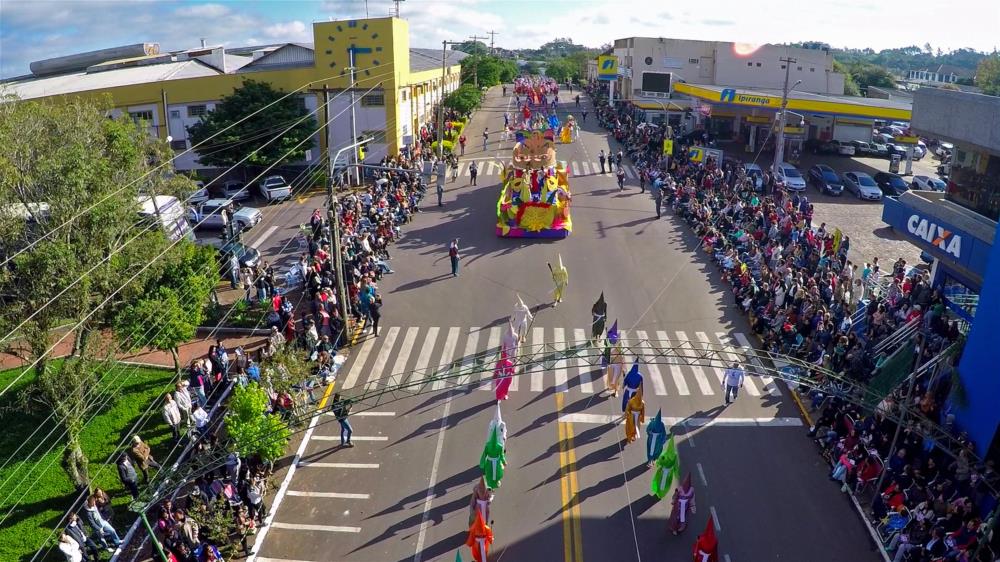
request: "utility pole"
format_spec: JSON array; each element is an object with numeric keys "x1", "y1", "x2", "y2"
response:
[
  {"x1": 392, "y1": 0, "x2": 404, "y2": 17},
  {"x1": 469, "y1": 34, "x2": 488, "y2": 89},
  {"x1": 487, "y1": 30, "x2": 499, "y2": 55},
  {"x1": 438, "y1": 40, "x2": 464, "y2": 161},
  {"x1": 348, "y1": 49, "x2": 360, "y2": 186},
  {"x1": 772, "y1": 56, "x2": 797, "y2": 177}
]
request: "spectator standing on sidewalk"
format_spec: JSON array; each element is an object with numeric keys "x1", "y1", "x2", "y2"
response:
[
  {"x1": 469, "y1": 161, "x2": 479, "y2": 186},
  {"x1": 129, "y1": 435, "x2": 161, "y2": 483},
  {"x1": 449, "y1": 239, "x2": 461, "y2": 277},
  {"x1": 723, "y1": 363, "x2": 745, "y2": 406},
  {"x1": 116, "y1": 456, "x2": 140, "y2": 500},
  {"x1": 598, "y1": 150, "x2": 607, "y2": 174},
  {"x1": 331, "y1": 393, "x2": 354, "y2": 447},
  {"x1": 174, "y1": 381, "x2": 193, "y2": 428},
  {"x1": 83, "y1": 495, "x2": 121, "y2": 551},
  {"x1": 65, "y1": 513, "x2": 101, "y2": 562},
  {"x1": 163, "y1": 393, "x2": 182, "y2": 442},
  {"x1": 58, "y1": 533, "x2": 83, "y2": 562}
]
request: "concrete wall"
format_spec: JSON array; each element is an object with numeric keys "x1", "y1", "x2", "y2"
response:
[{"x1": 911, "y1": 88, "x2": 1000, "y2": 153}]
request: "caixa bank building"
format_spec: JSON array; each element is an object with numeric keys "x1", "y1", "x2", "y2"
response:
[{"x1": 882, "y1": 87, "x2": 1000, "y2": 461}]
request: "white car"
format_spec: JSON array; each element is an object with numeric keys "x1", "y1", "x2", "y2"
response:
[
  {"x1": 912, "y1": 175, "x2": 947, "y2": 191},
  {"x1": 187, "y1": 199, "x2": 262, "y2": 232},
  {"x1": 189, "y1": 181, "x2": 210, "y2": 204},
  {"x1": 258, "y1": 175, "x2": 292, "y2": 202},
  {"x1": 219, "y1": 180, "x2": 251, "y2": 202},
  {"x1": 829, "y1": 140, "x2": 856, "y2": 156},
  {"x1": 842, "y1": 172, "x2": 883, "y2": 201},
  {"x1": 774, "y1": 163, "x2": 807, "y2": 191}
]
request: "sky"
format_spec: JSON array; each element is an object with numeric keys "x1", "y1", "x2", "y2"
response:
[{"x1": 1, "y1": 0, "x2": 998, "y2": 79}]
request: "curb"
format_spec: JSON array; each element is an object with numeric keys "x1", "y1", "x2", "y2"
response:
[{"x1": 195, "y1": 326, "x2": 271, "y2": 336}]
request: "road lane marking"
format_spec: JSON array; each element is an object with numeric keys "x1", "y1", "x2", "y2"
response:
[
  {"x1": 457, "y1": 327, "x2": 480, "y2": 387},
  {"x1": 296, "y1": 462, "x2": 379, "y2": 469},
  {"x1": 554, "y1": 327, "x2": 569, "y2": 392},
  {"x1": 709, "y1": 506, "x2": 722, "y2": 531},
  {"x1": 530, "y1": 327, "x2": 544, "y2": 391},
  {"x1": 635, "y1": 330, "x2": 667, "y2": 396},
  {"x1": 413, "y1": 391, "x2": 454, "y2": 562},
  {"x1": 352, "y1": 411, "x2": 395, "y2": 417},
  {"x1": 557, "y1": 413, "x2": 802, "y2": 427},
  {"x1": 573, "y1": 328, "x2": 593, "y2": 393},
  {"x1": 247, "y1": 381, "x2": 337, "y2": 562},
  {"x1": 311, "y1": 435, "x2": 389, "y2": 441},
  {"x1": 571, "y1": 161, "x2": 580, "y2": 176},
  {"x1": 364, "y1": 326, "x2": 400, "y2": 390},
  {"x1": 410, "y1": 326, "x2": 440, "y2": 386},
  {"x1": 387, "y1": 326, "x2": 419, "y2": 388},
  {"x1": 555, "y1": 392, "x2": 584, "y2": 562},
  {"x1": 558, "y1": 409, "x2": 572, "y2": 562},
  {"x1": 481, "y1": 326, "x2": 502, "y2": 389},
  {"x1": 270, "y1": 522, "x2": 360, "y2": 533},
  {"x1": 697, "y1": 462, "x2": 708, "y2": 486},
  {"x1": 732, "y1": 332, "x2": 781, "y2": 396},
  {"x1": 715, "y1": 332, "x2": 761, "y2": 396},
  {"x1": 677, "y1": 332, "x2": 714, "y2": 395},
  {"x1": 580, "y1": 161, "x2": 591, "y2": 175},
  {"x1": 250, "y1": 225, "x2": 279, "y2": 249},
  {"x1": 340, "y1": 336, "x2": 376, "y2": 390},
  {"x1": 432, "y1": 327, "x2": 461, "y2": 391},
  {"x1": 258, "y1": 557, "x2": 317, "y2": 562},
  {"x1": 695, "y1": 332, "x2": 725, "y2": 386},
  {"x1": 658, "y1": 330, "x2": 690, "y2": 395},
  {"x1": 285, "y1": 491, "x2": 370, "y2": 499}
]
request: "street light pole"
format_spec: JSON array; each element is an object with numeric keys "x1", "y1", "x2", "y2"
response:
[
  {"x1": 437, "y1": 40, "x2": 463, "y2": 161},
  {"x1": 772, "y1": 57, "x2": 797, "y2": 176},
  {"x1": 348, "y1": 49, "x2": 360, "y2": 186}
]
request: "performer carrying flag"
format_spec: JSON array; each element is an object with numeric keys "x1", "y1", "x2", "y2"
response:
[
  {"x1": 486, "y1": 402, "x2": 508, "y2": 450},
  {"x1": 692, "y1": 516, "x2": 718, "y2": 562},
  {"x1": 650, "y1": 434, "x2": 679, "y2": 499},
  {"x1": 493, "y1": 352, "x2": 514, "y2": 401},
  {"x1": 591, "y1": 293, "x2": 607, "y2": 343},
  {"x1": 465, "y1": 511, "x2": 494, "y2": 562},
  {"x1": 668, "y1": 473, "x2": 697, "y2": 535},
  {"x1": 624, "y1": 387, "x2": 646, "y2": 444},
  {"x1": 548, "y1": 255, "x2": 569, "y2": 306},
  {"x1": 621, "y1": 358, "x2": 644, "y2": 413},
  {"x1": 645, "y1": 409, "x2": 668, "y2": 468},
  {"x1": 480, "y1": 427, "x2": 507, "y2": 489}
]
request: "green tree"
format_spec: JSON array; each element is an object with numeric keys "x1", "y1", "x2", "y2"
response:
[
  {"x1": 443, "y1": 84, "x2": 483, "y2": 115},
  {"x1": 833, "y1": 60, "x2": 861, "y2": 96},
  {"x1": 186, "y1": 79, "x2": 317, "y2": 167},
  {"x1": 523, "y1": 61, "x2": 541, "y2": 75},
  {"x1": 849, "y1": 62, "x2": 896, "y2": 92},
  {"x1": 226, "y1": 382, "x2": 291, "y2": 462},
  {"x1": 497, "y1": 59, "x2": 518, "y2": 83},
  {"x1": 452, "y1": 41, "x2": 488, "y2": 55},
  {"x1": 976, "y1": 54, "x2": 1000, "y2": 96}
]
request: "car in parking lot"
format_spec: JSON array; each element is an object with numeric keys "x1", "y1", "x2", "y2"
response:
[
  {"x1": 912, "y1": 175, "x2": 948, "y2": 191},
  {"x1": 258, "y1": 175, "x2": 292, "y2": 202},
  {"x1": 827, "y1": 140, "x2": 856, "y2": 156},
  {"x1": 187, "y1": 199, "x2": 262, "y2": 232},
  {"x1": 774, "y1": 162, "x2": 807, "y2": 191},
  {"x1": 807, "y1": 164, "x2": 845, "y2": 196},
  {"x1": 219, "y1": 239, "x2": 261, "y2": 270},
  {"x1": 842, "y1": 172, "x2": 883, "y2": 201},
  {"x1": 849, "y1": 140, "x2": 874, "y2": 156},
  {"x1": 189, "y1": 181, "x2": 210, "y2": 204},
  {"x1": 868, "y1": 142, "x2": 890, "y2": 158},
  {"x1": 217, "y1": 180, "x2": 251, "y2": 202},
  {"x1": 873, "y1": 172, "x2": 910, "y2": 197}
]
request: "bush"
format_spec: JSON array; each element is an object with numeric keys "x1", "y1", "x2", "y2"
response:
[
  {"x1": 431, "y1": 140, "x2": 455, "y2": 153},
  {"x1": 226, "y1": 382, "x2": 291, "y2": 462}
]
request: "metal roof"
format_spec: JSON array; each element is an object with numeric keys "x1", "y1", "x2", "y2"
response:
[
  {"x1": 409, "y1": 48, "x2": 468, "y2": 73},
  {"x1": 1, "y1": 60, "x2": 220, "y2": 100}
]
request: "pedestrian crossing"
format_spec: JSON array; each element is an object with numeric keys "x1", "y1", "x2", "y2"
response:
[
  {"x1": 336, "y1": 326, "x2": 783, "y2": 398},
  {"x1": 451, "y1": 159, "x2": 639, "y2": 179}
]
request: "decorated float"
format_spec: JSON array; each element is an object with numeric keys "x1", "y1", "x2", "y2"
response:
[{"x1": 495, "y1": 128, "x2": 572, "y2": 239}]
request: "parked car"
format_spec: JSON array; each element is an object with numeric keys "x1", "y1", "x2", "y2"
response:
[
  {"x1": 934, "y1": 142, "x2": 954, "y2": 157},
  {"x1": 188, "y1": 181, "x2": 210, "y2": 205},
  {"x1": 218, "y1": 239, "x2": 261, "y2": 270},
  {"x1": 774, "y1": 162, "x2": 807, "y2": 191},
  {"x1": 743, "y1": 163, "x2": 765, "y2": 191},
  {"x1": 805, "y1": 138, "x2": 835, "y2": 155},
  {"x1": 807, "y1": 164, "x2": 845, "y2": 196},
  {"x1": 217, "y1": 180, "x2": 251, "y2": 202},
  {"x1": 912, "y1": 175, "x2": 948, "y2": 191},
  {"x1": 842, "y1": 172, "x2": 883, "y2": 201},
  {"x1": 258, "y1": 175, "x2": 292, "y2": 202},
  {"x1": 849, "y1": 140, "x2": 874, "y2": 156},
  {"x1": 187, "y1": 199, "x2": 262, "y2": 231},
  {"x1": 827, "y1": 140, "x2": 856, "y2": 156},
  {"x1": 868, "y1": 142, "x2": 890, "y2": 158},
  {"x1": 873, "y1": 172, "x2": 909, "y2": 196}
]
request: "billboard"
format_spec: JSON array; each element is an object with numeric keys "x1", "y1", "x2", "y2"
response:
[
  {"x1": 641, "y1": 72, "x2": 672, "y2": 93},
  {"x1": 597, "y1": 55, "x2": 618, "y2": 81}
]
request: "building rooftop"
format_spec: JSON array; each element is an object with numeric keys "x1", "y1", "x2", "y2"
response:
[
  {"x1": 674, "y1": 82, "x2": 912, "y2": 120},
  {"x1": 409, "y1": 48, "x2": 468, "y2": 73},
  {"x1": 2, "y1": 59, "x2": 222, "y2": 100}
]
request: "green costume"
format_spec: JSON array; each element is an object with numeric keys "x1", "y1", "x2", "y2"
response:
[
  {"x1": 650, "y1": 434, "x2": 679, "y2": 499},
  {"x1": 480, "y1": 427, "x2": 507, "y2": 489}
]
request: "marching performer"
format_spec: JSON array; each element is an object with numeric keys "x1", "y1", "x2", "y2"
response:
[
  {"x1": 486, "y1": 401, "x2": 508, "y2": 451},
  {"x1": 624, "y1": 387, "x2": 646, "y2": 444},
  {"x1": 512, "y1": 295, "x2": 533, "y2": 342},
  {"x1": 603, "y1": 321, "x2": 625, "y2": 397},
  {"x1": 468, "y1": 476, "x2": 494, "y2": 526},
  {"x1": 650, "y1": 434, "x2": 679, "y2": 500},
  {"x1": 668, "y1": 473, "x2": 696, "y2": 535},
  {"x1": 692, "y1": 516, "x2": 719, "y2": 562},
  {"x1": 493, "y1": 352, "x2": 514, "y2": 401},
  {"x1": 591, "y1": 293, "x2": 607, "y2": 343},
  {"x1": 501, "y1": 319, "x2": 519, "y2": 359},
  {"x1": 645, "y1": 409, "x2": 668, "y2": 468},
  {"x1": 548, "y1": 254, "x2": 569, "y2": 306},
  {"x1": 465, "y1": 511, "x2": 494, "y2": 562},
  {"x1": 480, "y1": 427, "x2": 507, "y2": 489},
  {"x1": 621, "y1": 358, "x2": 644, "y2": 413}
]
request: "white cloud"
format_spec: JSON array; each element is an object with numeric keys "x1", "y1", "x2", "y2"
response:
[
  {"x1": 174, "y1": 3, "x2": 231, "y2": 18},
  {"x1": 262, "y1": 21, "x2": 311, "y2": 42}
]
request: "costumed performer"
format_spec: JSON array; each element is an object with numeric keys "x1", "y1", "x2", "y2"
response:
[
  {"x1": 624, "y1": 387, "x2": 646, "y2": 444},
  {"x1": 486, "y1": 401, "x2": 508, "y2": 450},
  {"x1": 645, "y1": 409, "x2": 667, "y2": 468},
  {"x1": 621, "y1": 358, "x2": 644, "y2": 413},
  {"x1": 468, "y1": 476, "x2": 494, "y2": 526},
  {"x1": 493, "y1": 352, "x2": 514, "y2": 401},
  {"x1": 692, "y1": 516, "x2": 718, "y2": 562},
  {"x1": 668, "y1": 473, "x2": 696, "y2": 535},
  {"x1": 548, "y1": 255, "x2": 569, "y2": 306},
  {"x1": 501, "y1": 319, "x2": 519, "y2": 359},
  {"x1": 650, "y1": 434, "x2": 679, "y2": 500},
  {"x1": 591, "y1": 293, "x2": 607, "y2": 343},
  {"x1": 479, "y1": 427, "x2": 506, "y2": 489},
  {"x1": 603, "y1": 321, "x2": 625, "y2": 397},
  {"x1": 465, "y1": 511, "x2": 494, "y2": 562},
  {"x1": 512, "y1": 295, "x2": 533, "y2": 342}
]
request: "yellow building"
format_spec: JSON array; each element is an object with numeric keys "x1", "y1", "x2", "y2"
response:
[{"x1": 0, "y1": 17, "x2": 465, "y2": 172}]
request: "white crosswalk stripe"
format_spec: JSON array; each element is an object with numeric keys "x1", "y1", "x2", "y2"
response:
[
  {"x1": 623, "y1": 165, "x2": 636, "y2": 179},
  {"x1": 338, "y1": 327, "x2": 780, "y2": 399},
  {"x1": 571, "y1": 161, "x2": 580, "y2": 176},
  {"x1": 580, "y1": 161, "x2": 592, "y2": 175}
]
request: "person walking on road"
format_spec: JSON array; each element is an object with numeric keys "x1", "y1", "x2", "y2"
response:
[
  {"x1": 449, "y1": 239, "x2": 461, "y2": 277},
  {"x1": 369, "y1": 294, "x2": 382, "y2": 337},
  {"x1": 331, "y1": 393, "x2": 354, "y2": 447},
  {"x1": 651, "y1": 177, "x2": 664, "y2": 219},
  {"x1": 469, "y1": 161, "x2": 479, "y2": 186},
  {"x1": 616, "y1": 166, "x2": 626, "y2": 191},
  {"x1": 451, "y1": 155, "x2": 459, "y2": 182},
  {"x1": 723, "y1": 362, "x2": 745, "y2": 405},
  {"x1": 639, "y1": 168, "x2": 648, "y2": 193},
  {"x1": 575, "y1": 94, "x2": 580, "y2": 107},
  {"x1": 598, "y1": 150, "x2": 607, "y2": 174},
  {"x1": 581, "y1": 110, "x2": 588, "y2": 123},
  {"x1": 616, "y1": 150, "x2": 624, "y2": 171},
  {"x1": 436, "y1": 158, "x2": 446, "y2": 206},
  {"x1": 459, "y1": 134, "x2": 467, "y2": 156},
  {"x1": 482, "y1": 128, "x2": 489, "y2": 151}
]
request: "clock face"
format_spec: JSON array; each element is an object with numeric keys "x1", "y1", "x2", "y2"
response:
[{"x1": 322, "y1": 20, "x2": 384, "y2": 77}]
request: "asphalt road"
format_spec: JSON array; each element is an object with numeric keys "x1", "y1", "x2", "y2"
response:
[{"x1": 245, "y1": 86, "x2": 883, "y2": 562}]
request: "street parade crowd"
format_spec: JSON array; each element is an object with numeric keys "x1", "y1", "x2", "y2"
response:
[{"x1": 585, "y1": 82, "x2": 1000, "y2": 561}]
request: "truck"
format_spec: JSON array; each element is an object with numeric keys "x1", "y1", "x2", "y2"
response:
[{"x1": 137, "y1": 195, "x2": 195, "y2": 242}]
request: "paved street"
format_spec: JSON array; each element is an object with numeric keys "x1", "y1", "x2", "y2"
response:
[{"x1": 246, "y1": 86, "x2": 883, "y2": 562}]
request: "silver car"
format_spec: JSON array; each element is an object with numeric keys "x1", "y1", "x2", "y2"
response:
[
  {"x1": 775, "y1": 163, "x2": 807, "y2": 191},
  {"x1": 842, "y1": 172, "x2": 882, "y2": 201}
]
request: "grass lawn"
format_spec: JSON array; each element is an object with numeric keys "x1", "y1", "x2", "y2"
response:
[{"x1": 0, "y1": 361, "x2": 180, "y2": 561}]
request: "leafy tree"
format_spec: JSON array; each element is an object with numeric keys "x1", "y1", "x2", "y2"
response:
[
  {"x1": 226, "y1": 382, "x2": 291, "y2": 462},
  {"x1": 849, "y1": 62, "x2": 896, "y2": 92},
  {"x1": 523, "y1": 61, "x2": 541, "y2": 75},
  {"x1": 497, "y1": 59, "x2": 518, "y2": 83},
  {"x1": 452, "y1": 41, "x2": 488, "y2": 55},
  {"x1": 977, "y1": 54, "x2": 1000, "y2": 96},
  {"x1": 833, "y1": 60, "x2": 860, "y2": 96},
  {"x1": 187, "y1": 79, "x2": 317, "y2": 167},
  {"x1": 443, "y1": 84, "x2": 483, "y2": 115}
]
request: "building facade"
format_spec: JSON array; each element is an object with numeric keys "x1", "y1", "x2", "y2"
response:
[{"x1": 2, "y1": 17, "x2": 465, "y2": 174}]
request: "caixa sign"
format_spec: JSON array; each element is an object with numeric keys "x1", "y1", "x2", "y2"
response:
[{"x1": 907, "y1": 214, "x2": 962, "y2": 259}]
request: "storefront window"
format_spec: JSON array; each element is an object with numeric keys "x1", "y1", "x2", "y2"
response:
[
  {"x1": 706, "y1": 117, "x2": 734, "y2": 140},
  {"x1": 947, "y1": 149, "x2": 1000, "y2": 221}
]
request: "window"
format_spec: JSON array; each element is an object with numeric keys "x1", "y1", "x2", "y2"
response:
[
  {"x1": 170, "y1": 139, "x2": 187, "y2": 150},
  {"x1": 797, "y1": 66, "x2": 803, "y2": 71},
  {"x1": 688, "y1": 58, "x2": 699, "y2": 64},
  {"x1": 362, "y1": 91, "x2": 385, "y2": 106},
  {"x1": 295, "y1": 97, "x2": 307, "y2": 112},
  {"x1": 781, "y1": 64, "x2": 786, "y2": 69},
  {"x1": 129, "y1": 110, "x2": 154, "y2": 123},
  {"x1": 756, "y1": 62, "x2": 761, "y2": 67},
  {"x1": 169, "y1": 110, "x2": 181, "y2": 118},
  {"x1": 747, "y1": 62, "x2": 753, "y2": 67},
  {"x1": 810, "y1": 67, "x2": 815, "y2": 72},
  {"x1": 187, "y1": 105, "x2": 207, "y2": 117}
]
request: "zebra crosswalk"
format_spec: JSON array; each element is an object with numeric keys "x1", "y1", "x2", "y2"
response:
[
  {"x1": 336, "y1": 326, "x2": 783, "y2": 398},
  {"x1": 452, "y1": 160, "x2": 638, "y2": 179}
]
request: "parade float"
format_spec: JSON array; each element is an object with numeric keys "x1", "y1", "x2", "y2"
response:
[{"x1": 495, "y1": 129, "x2": 573, "y2": 239}]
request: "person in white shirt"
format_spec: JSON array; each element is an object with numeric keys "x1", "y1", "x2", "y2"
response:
[
  {"x1": 162, "y1": 394, "x2": 182, "y2": 442},
  {"x1": 192, "y1": 404, "x2": 211, "y2": 434},
  {"x1": 174, "y1": 381, "x2": 193, "y2": 428},
  {"x1": 58, "y1": 533, "x2": 83, "y2": 562},
  {"x1": 723, "y1": 363, "x2": 745, "y2": 405}
]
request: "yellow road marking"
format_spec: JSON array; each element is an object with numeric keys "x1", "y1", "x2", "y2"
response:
[
  {"x1": 790, "y1": 386, "x2": 815, "y2": 427},
  {"x1": 318, "y1": 379, "x2": 337, "y2": 409},
  {"x1": 565, "y1": 419, "x2": 584, "y2": 561},
  {"x1": 558, "y1": 412, "x2": 572, "y2": 562},
  {"x1": 555, "y1": 392, "x2": 583, "y2": 562},
  {"x1": 349, "y1": 319, "x2": 366, "y2": 346}
]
